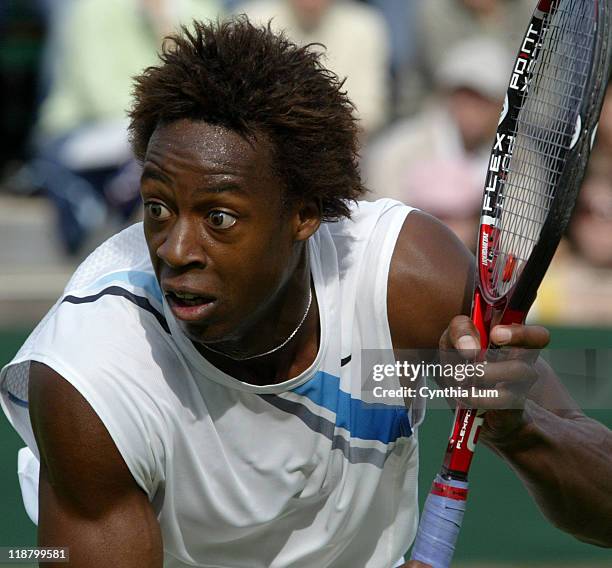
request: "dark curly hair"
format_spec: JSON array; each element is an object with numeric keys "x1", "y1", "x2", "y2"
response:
[{"x1": 129, "y1": 17, "x2": 366, "y2": 220}]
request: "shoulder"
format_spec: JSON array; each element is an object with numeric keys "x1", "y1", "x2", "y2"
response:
[
  {"x1": 59, "y1": 222, "x2": 166, "y2": 334},
  {"x1": 327, "y1": 198, "x2": 411, "y2": 230},
  {"x1": 319, "y1": 198, "x2": 411, "y2": 253},
  {"x1": 387, "y1": 211, "x2": 474, "y2": 349},
  {"x1": 0, "y1": 226, "x2": 175, "y2": 500},
  {"x1": 22, "y1": 302, "x2": 171, "y2": 498},
  {"x1": 5, "y1": 223, "x2": 169, "y2": 383},
  {"x1": 28, "y1": 362, "x2": 143, "y2": 513}
]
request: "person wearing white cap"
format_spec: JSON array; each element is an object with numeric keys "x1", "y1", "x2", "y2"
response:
[
  {"x1": 363, "y1": 36, "x2": 513, "y2": 250},
  {"x1": 398, "y1": 0, "x2": 533, "y2": 114}
]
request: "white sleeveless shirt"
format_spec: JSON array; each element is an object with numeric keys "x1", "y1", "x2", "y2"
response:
[{"x1": 1, "y1": 199, "x2": 421, "y2": 568}]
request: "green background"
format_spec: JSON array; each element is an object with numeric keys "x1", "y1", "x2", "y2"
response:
[{"x1": 1, "y1": 327, "x2": 611, "y2": 566}]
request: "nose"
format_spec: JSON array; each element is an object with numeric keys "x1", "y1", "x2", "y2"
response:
[{"x1": 156, "y1": 217, "x2": 207, "y2": 269}]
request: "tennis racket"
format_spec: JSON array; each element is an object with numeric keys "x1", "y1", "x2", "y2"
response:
[{"x1": 410, "y1": 1, "x2": 612, "y2": 566}]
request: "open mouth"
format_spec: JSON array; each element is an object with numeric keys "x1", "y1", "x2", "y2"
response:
[{"x1": 166, "y1": 290, "x2": 215, "y2": 308}]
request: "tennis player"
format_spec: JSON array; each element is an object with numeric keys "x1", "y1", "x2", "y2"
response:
[{"x1": 1, "y1": 18, "x2": 611, "y2": 567}]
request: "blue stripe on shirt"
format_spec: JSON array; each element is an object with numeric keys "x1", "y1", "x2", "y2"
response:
[
  {"x1": 84, "y1": 270, "x2": 163, "y2": 304},
  {"x1": 291, "y1": 370, "x2": 412, "y2": 444}
]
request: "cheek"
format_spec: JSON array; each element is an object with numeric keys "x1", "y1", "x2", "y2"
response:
[
  {"x1": 217, "y1": 231, "x2": 294, "y2": 299},
  {"x1": 468, "y1": 106, "x2": 495, "y2": 131},
  {"x1": 241, "y1": 239, "x2": 291, "y2": 286}
]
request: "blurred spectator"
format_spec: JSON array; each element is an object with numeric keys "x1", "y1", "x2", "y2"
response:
[
  {"x1": 363, "y1": 37, "x2": 513, "y2": 249},
  {"x1": 587, "y1": 84, "x2": 612, "y2": 180},
  {"x1": 535, "y1": 177, "x2": 612, "y2": 325},
  {"x1": 0, "y1": 1, "x2": 45, "y2": 176},
  {"x1": 400, "y1": 0, "x2": 533, "y2": 116},
  {"x1": 29, "y1": 0, "x2": 222, "y2": 255},
  {"x1": 569, "y1": 175, "x2": 612, "y2": 269},
  {"x1": 358, "y1": 0, "x2": 418, "y2": 119},
  {"x1": 32, "y1": 0, "x2": 73, "y2": 101},
  {"x1": 235, "y1": 0, "x2": 390, "y2": 136},
  {"x1": 533, "y1": 86, "x2": 612, "y2": 325},
  {"x1": 221, "y1": 0, "x2": 244, "y2": 9}
]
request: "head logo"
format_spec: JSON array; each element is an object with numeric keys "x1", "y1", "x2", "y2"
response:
[
  {"x1": 499, "y1": 94, "x2": 509, "y2": 125},
  {"x1": 569, "y1": 114, "x2": 582, "y2": 149}
]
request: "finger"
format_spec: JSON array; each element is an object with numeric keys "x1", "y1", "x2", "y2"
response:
[
  {"x1": 490, "y1": 324, "x2": 550, "y2": 349},
  {"x1": 457, "y1": 385, "x2": 527, "y2": 410},
  {"x1": 439, "y1": 325, "x2": 451, "y2": 350},
  {"x1": 439, "y1": 327, "x2": 467, "y2": 364},
  {"x1": 470, "y1": 358, "x2": 538, "y2": 390},
  {"x1": 443, "y1": 315, "x2": 481, "y2": 358}
]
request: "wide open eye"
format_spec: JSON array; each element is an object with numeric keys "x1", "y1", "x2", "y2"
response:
[
  {"x1": 145, "y1": 201, "x2": 172, "y2": 221},
  {"x1": 206, "y1": 210, "x2": 237, "y2": 229}
]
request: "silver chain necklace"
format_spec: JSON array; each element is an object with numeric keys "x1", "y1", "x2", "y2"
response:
[{"x1": 202, "y1": 286, "x2": 313, "y2": 361}]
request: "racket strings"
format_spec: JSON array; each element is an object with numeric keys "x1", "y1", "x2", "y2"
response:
[{"x1": 489, "y1": 0, "x2": 596, "y2": 296}]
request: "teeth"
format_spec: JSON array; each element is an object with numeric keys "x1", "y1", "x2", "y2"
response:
[{"x1": 174, "y1": 291, "x2": 200, "y2": 300}]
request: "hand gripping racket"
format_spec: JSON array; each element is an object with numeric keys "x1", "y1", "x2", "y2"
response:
[{"x1": 410, "y1": 1, "x2": 612, "y2": 566}]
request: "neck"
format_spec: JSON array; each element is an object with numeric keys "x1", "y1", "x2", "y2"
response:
[
  {"x1": 195, "y1": 248, "x2": 320, "y2": 385},
  {"x1": 203, "y1": 286, "x2": 313, "y2": 361}
]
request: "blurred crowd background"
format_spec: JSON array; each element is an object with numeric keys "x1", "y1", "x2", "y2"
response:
[
  {"x1": 2, "y1": 3, "x2": 612, "y2": 565},
  {"x1": 1, "y1": 0, "x2": 612, "y2": 327}
]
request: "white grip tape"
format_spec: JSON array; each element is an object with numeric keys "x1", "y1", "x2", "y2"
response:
[{"x1": 410, "y1": 475, "x2": 469, "y2": 568}]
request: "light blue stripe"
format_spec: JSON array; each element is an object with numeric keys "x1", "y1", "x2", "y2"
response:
[
  {"x1": 291, "y1": 371, "x2": 411, "y2": 444},
  {"x1": 84, "y1": 270, "x2": 163, "y2": 304}
]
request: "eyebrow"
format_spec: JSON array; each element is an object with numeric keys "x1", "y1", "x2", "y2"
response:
[
  {"x1": 198, "y1": 181, "x2": 248, "y2": 195},
  {"x1": 141, "y1": 166, "x2": 249, "y2": 196},
  {"x1": 141, "y1": 167, "x2": 172, "y2": 185}
]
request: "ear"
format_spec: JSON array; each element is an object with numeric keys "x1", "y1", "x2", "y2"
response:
[{"x1": 293, "y1": 199, "x2": 322, "y2": 242}]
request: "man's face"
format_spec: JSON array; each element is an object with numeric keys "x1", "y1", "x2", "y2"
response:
[
  {"x1": 447, "y1": 87, "x2": 501, "y2": 152},
  {"x1": 141, "y1": 119, "x2": 310, "y2": 345}
]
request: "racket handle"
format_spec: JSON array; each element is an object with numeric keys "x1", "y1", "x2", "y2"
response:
[{"x1": 410, "y1": 475, "x2": 469, "y2": 568}]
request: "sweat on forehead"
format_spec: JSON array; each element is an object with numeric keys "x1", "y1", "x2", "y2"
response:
[
  {"x1": 144, "y1": 119, "x2": 281, "y2": 188},
  {"x1": 148, "y1": 120, "x2": 261, "y2": 160}
]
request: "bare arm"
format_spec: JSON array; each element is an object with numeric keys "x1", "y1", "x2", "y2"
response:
[
  {"x1": 29, "y1": 362, "x2": 164, "y2": 567},
  {"x1": 485, "y1": 366, "x2": 612, "y2": 547},
  {"x1": 388, "y1": 211, "x2": 612, "y2": 547},
  {"x1": 387, "y1": 210, "x2": 474, "y2": 351}
]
